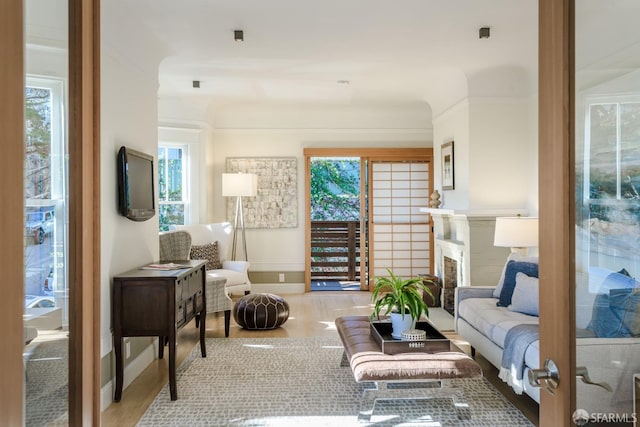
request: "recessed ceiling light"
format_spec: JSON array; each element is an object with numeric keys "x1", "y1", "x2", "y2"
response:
[{"x1": 337, "y1": 80, "x2": 350, "y2": 85}]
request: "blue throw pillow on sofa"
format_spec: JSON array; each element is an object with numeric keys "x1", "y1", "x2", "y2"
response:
[
  {"x1": 497, "y1": 260, "x2": 539, "y2": 307},
  {"x1": 508, "y1": 272, "x2": 540, "y2": 316},
  {"x1": 493, "y1": 254, "x2": 539, "y2": 299},
  {"x1": 596, "y1": 270, "x2": 636, "y2": 293},
  {"x1": 589, "y1": 288, "x2": 640, "y2": 338}
]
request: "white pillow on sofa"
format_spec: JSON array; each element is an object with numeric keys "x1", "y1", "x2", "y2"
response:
[
  {"x1": 508, "y1": 272, "x2": 539, "y2": 316},
  {"x1": 493, "y1": 253, "x2": 539, "y2": 299}
]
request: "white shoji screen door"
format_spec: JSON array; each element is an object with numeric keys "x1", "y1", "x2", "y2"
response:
[{"x1": 370, "y1": 161, "x2": 432, "y2": 280}]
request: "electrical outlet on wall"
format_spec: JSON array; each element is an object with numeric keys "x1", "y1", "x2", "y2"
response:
[{"x1": 279, "y1": 273, "x2": 285, "y2": 282}]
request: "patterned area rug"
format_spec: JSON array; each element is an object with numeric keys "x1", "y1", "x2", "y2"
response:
[
  {"x1": 137, "y1": 336, "x2": 533, "y2": 427},
  {"x1": 24, "y1": 336, "x2": 69, "y2": 426}
]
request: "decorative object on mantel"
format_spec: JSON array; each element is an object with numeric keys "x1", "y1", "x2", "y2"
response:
[
  {"x1": 225, "y1": 157, "x2": 297, "y2": 229},
  {"x1": 428, "y1": 190, "x2": 441, "y2": 208},
  {"x1": 494, "y1": 216, "x2": 539, "y2": 256},
  {"x1": 441, "y1": 140, "x2": 455, "y2": 190}
]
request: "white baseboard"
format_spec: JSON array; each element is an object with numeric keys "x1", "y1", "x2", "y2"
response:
[
  {"x1": 101, "y1": 340, "x2": 157, "y2": 411},
  {"x1": 251, "y1": 283, "x2": 305, "y2": 294},
  {"x1": 101, "y1": 334, "x2": 113, "y2": 358},
  {"x1": 101, "y1": 379, "x2": 114, "y2": 412}
]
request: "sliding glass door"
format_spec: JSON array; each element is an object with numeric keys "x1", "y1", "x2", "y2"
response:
[{"x1": 304, "y1": 148, "x2": 433, "y2": 292}]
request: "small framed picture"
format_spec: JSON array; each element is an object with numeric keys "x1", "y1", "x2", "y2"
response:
[{"x1": 441, "y1": 141, "x2": 455, "y2": 190}]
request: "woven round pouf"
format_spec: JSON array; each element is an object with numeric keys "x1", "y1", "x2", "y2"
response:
[{"x1": 233, "y1": 293, "x2": 290, "y2": 330}]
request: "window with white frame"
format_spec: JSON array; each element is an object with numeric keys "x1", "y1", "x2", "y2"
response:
[
  {"x1": 24, "y1": 76, "x2": 68, "y2": 322},
  {"x1": 158, "y1": 144, "x2": 189, "y2": 231},
  {"x1": 585, "y1": 102, "x2": 640, "y2": 201},
  {"x1": 579, "y1": 100, "x2": 640, "y2": 271}
]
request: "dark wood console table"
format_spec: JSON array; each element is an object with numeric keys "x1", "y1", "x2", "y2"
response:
[{"x1": 112, "y1": 260, "x2": 207, "y2": 401}]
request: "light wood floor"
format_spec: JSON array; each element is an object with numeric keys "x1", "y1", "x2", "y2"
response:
[{"x1": 101, "y1": 292, "x2": 539, "y2": 426}]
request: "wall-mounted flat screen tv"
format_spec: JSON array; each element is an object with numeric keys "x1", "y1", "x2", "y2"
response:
[{"x1": 117, "y1": 146, "x2": 155, "y2": 222}]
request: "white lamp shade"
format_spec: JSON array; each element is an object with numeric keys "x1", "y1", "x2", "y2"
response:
[
  {"x1": 222, "y1": 173, "x2": 258, "y2": 197},
  {"x1": 494, "y1": 217, "x2": 539, "y2": 248}
]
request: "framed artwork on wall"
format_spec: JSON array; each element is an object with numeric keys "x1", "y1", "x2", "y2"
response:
[
  {"x1": 225, "y1": 157, "x2": 297, "y2": 229},
  {"x1": 441, "y1": 141, "x2": 455, "y2": 190}
]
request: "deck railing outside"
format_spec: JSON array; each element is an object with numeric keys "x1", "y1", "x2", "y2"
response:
[{"x1": 310, "y1": 221, "x2": 362, "y2": 281}]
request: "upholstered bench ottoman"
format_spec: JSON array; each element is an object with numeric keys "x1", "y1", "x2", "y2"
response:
[
  {"x1": 335, "y1": 315, "x2": 482, "y2": 421},
  {"x1": 233, "y1": 293, "x2": 290, "y2": 330}
]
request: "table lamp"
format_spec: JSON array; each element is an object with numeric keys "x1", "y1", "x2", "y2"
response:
[{"x1": 493, "y1": 216, "x2": 539, "y2": 256}]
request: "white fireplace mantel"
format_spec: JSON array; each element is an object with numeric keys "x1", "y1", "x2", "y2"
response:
[
  {"x1": 422, "y1": 207, "x2": 527, "y2": 289},
  {"x1": 420, "y1": 208, "x2": 528, "y2": 219}
]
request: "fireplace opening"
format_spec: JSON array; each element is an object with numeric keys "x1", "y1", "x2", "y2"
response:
[{"x1": 442, "y1": 256, "x2": 458, "y2": 315}]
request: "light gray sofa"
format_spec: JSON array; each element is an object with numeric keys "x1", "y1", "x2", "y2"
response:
[{"x1": 455, "y1": 277, "x2": 640, "y2": 416}]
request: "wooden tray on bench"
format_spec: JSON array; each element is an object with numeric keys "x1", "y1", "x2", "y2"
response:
[{"x1": 370, "y1": 320, "x2": 450, "y2": 355}]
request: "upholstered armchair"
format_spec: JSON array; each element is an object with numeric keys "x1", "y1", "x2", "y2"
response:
[
  {"x1": 159, "y1": 230, "x2": 192, "y2": 261},
  {"x1": 171, "y1": 222, "x2": 252, "y2": 296},
  {"x1": 159, "y1": 230, "x2": 233, "y2": 337}
]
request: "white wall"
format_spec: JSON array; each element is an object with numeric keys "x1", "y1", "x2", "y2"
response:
[
  {"x1": 432, "y1": 100, "x2": 471, "y2": 209},
  {"x1": 432, "y1": 97, "x2": 538, "y2": 213},
  {"x1": 468, "y1": 99, "x2": 536, "y2": 210},
  {"x1": 100, "y1": 0, "x2": 168, "y2": 389},
  {"x1": 209, "y1": 104, "x2": 434, "y2": 130},
  {"x1": 100, "y1": 53, "x2": 166, "y2": 360},
  {"x1": 208, "y1": 124, "x2": 433, "y2": 273},
  {"x1": 100, "y1": 58, "x2": 161, "y2": 360}
]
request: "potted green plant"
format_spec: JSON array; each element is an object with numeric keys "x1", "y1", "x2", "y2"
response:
[{"x1": 370, "y1": 269, "x2": 436, "y2": 339}]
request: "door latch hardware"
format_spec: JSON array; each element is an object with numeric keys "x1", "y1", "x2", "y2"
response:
[
  {"x1": 528, "y1": 358, "x2": 560, "y2": 395},
  {"x1": 576, "y1": 366, "x2": 612, "y2": 392}
]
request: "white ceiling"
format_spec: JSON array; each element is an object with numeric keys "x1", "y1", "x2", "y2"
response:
[
  {"x1": 127, "y1": 0, "x2": 539, "y2": 115},
  {"x1": 27, "y1": 1, "x2": 640, "y2": 117}
]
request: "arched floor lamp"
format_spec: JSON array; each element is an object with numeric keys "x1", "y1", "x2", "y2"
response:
[{"x1": 222, "y1": 173, "x2": 258, "y2": 261}]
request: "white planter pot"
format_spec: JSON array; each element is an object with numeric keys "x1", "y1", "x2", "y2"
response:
[{"x1": 390, "y1": 312, "x2": 414, "y2": 339}]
